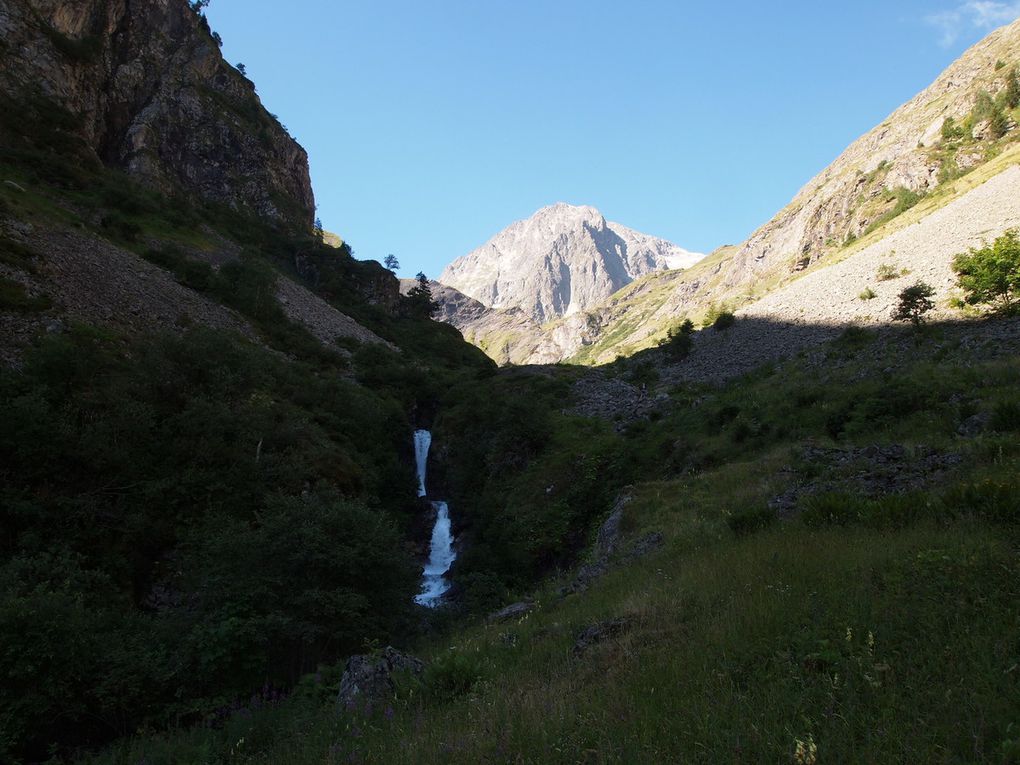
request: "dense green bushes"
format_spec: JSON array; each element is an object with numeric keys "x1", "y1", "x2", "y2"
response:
[
  {"x1": 702, "y1": 303, "x2": 735, "y2": 330},
  {"x1": 865, "y1": 187, "x2": 925, "y2": 236},
  {"x1": 0, "y1": 327, "x2": 420, "y2": 761},
  {"x1": 892, "y1": 281, "x2": 935, "y2": 326},
  {"x1": 658, "y1": 318, "x2": 694, "y2": 358},
  {"x1": 0, "y1": 235, "x2": 41, "y2": 272},
  {"x1": 953, "y1": 229, "x2": 1020, "y2": 313},
  {"x1": 434, "y1": 372, "x2": 623, "y2": 605}
]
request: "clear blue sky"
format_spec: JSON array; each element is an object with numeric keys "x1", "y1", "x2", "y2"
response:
[{"x1": 206, "y1": 1, "x2": 1019, "y2": 279}]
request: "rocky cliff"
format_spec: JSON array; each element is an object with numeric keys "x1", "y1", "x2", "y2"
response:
[
  {"x1": 440, "y1": 203, "x2": 702, "y2": 324},
  {"x1": 0, "y1": 0, "x2": 404, "y2": 365},
  {"x1": 533, "y1": 19, "x2": 1020, "y2": 365},
  {"x1": 712, "y1": 17, "x2": 1020, "y2": 292},
  {"x1": 0, "y1": 0, "x2": 314, "y2": 228},
  {"x1": 400, "y1": 278, "x2": 570, "y2": 364}
]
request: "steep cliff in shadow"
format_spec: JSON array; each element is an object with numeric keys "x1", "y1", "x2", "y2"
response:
[{"x1": 0, "y1": 0, "x2": 315, "y2": 228}]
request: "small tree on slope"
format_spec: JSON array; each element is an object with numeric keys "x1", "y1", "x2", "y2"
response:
[
  {"x1": 1005, "y1": 67, "x2": 1020, "y2": 110},
  {"x1": 893, "y1": 282, "x2": 936, "y2": 327},
  {"x1": 952, "y1": 230, "x2": 1020, "y2": 314},
  {"x1": 659, "y1": 318, "x2": 695, "y2": 359}
]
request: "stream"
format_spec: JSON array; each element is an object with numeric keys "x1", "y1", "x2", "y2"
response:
[{"x1": 412, "y1": 429, "x2": 456, "y2": 607}]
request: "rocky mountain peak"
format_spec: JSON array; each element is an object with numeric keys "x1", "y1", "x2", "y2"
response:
[
  {"x1": 440, "y1": 203, "x2": 702, "y2": 323},
  {"x1": 533, "y1": 202, "x2": 606, "y2": 225}
]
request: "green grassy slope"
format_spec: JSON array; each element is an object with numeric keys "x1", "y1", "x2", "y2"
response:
[{"x1": 86, "y1": 321, "x2": 1020, "y2": 764}]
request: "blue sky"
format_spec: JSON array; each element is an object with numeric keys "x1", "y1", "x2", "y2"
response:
[{"x1": 206, "y1": 1, "x2": 1020, "y2": 279}]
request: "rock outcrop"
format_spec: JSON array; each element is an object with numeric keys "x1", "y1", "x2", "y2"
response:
[
  {"x1": 572, "y1": 617, "x2": 633, "y2": 656},
  {"x1": 336, "y1": 647, "x2": 425, "y2": 710},
  {"x1": 441, "y1": 203, "x2": 702, "y2": 324},
  {"x1": 717, "y1": 19, "x2": 1020, "y2": 287},
  {"x1": 487, "y1": 600, "x2": 535, "y2": 624},
  {"x1": 562, "y1": 492, "x2": 632, "y2": 595},
  {"x1": 520, "y1": 19, "x2": 1020, "y2": 366},
  {"x1": 0, "y1": 0, "x2": 314, "y2": 228},
  {"x1": 401, "y1": 279, "x2": 570, "y2": 364}
]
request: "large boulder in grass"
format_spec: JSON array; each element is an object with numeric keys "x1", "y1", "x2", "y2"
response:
[
  {"x1": 487, "y1": 600, "x2": 535, "y2": 624},
  {"x1": 336, "y1": 647, "x2": 424, "y2": 711},
  {"x1": 573, "y1": 617, "x2": 634, "y2": 656}
]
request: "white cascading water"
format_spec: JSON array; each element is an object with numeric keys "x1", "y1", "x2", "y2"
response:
[
  {"x1": 414, "y1": 501, "x2": 457, "y2": 607},
  {"x1": 411, "y1": 430, "x2": 456, "y2": 608},
  {"x1": 413, "y1": 429, "x2": 431, "y2": 497}
]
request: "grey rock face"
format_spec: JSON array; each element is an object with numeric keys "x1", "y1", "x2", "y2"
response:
[
  {"x1": 0, "y1": 0, "x2": 315, "y2": 228},
  {"x1": 441, "y1": 203, "x2": 702, "y2": 324},
  {"x1": 336, "y1": 647, "x2": 424, "y2": 710},
  {"x1": 487, "y1": 601, "x2": 535, "y2": 624},
  {"x1": 669, "y1": 19, "x2": 1020, "y2": 311},
  {"x1": 400, "y1": 279, "x2": 572, "y2": 365},
  {"x1": 958, "y1": 412, "x2": 991, "y2": 438},
  {"x1": 628, "y1": 532, "x2": 664, "y2": 560},
  {"x1": 562, "y1": 491, "x2": 633, "y2": 595},
  {"x1": 573, "y1": 617, "x2": 633, "y2": 656},
  {"x1": 768, "y1": 444, "x2": 964, "y2": 517}
]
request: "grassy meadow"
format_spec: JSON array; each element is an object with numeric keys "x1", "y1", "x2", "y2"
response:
[{"x1": 85, "y1": 323, "x2": 1020, "y2": 764}]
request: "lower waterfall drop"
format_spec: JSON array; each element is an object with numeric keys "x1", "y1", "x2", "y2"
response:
[{"x1": 414, "y1": 501, "x2": 457, "y2": 607}]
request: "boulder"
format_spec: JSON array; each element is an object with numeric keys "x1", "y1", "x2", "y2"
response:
[
  {"x1": 487, "y1": 600, "x2": 535, "y2": 624},
  {"x1": 336, "y1": 647, "x2": 424, "y2": 710},
  {"x1": 628, "y1": 531, "x2": 664, "y2": 560},
  {"x1": 958, "y1": 412, "x2": 991, "y2": 438},
  {"x1": 573, "y1": 617, "x2": 633, "y2": 656}
]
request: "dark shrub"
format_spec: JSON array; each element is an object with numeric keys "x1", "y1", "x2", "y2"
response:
[
  {"x1": 990, "y1": 401, "x2": 1020, "y2": 432},
  {"x1": 727, "y1": 505, "x2": 775, "y2": 536},
  {"x1": 713, "y1": 311, "x2": 736, "y2": 330}
]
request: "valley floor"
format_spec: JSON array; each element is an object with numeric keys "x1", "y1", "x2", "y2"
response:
[{"x1": 87, "y1": 317, "x2": 1020, "y2": 765}]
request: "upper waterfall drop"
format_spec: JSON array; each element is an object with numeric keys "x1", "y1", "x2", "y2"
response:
[{"x1": 413, "y1": 429, "x2": 431, "y2": 498}]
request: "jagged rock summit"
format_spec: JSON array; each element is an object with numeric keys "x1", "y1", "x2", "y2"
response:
[{"x1": 440, "y1": 203, "x2": 702, "y2": 323}]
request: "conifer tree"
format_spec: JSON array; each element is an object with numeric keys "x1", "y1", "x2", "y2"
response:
[
  {"x1": 1006, "y1": 67, "x2": 1020, "y2": 110},
  {"x1": 406, "y1": 272, "x2": 439, "y2": 318}
]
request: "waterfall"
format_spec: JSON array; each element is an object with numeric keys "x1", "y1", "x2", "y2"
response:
[
  {"x1": 411, "y1": 430, "x2": 456, "y2": 608},
  {"x1": 413, "y1": 429, "x2": 431, "y2": 498},
  {"x1": 414, "y1": 501, "x2": 457, "y2": 607}
]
